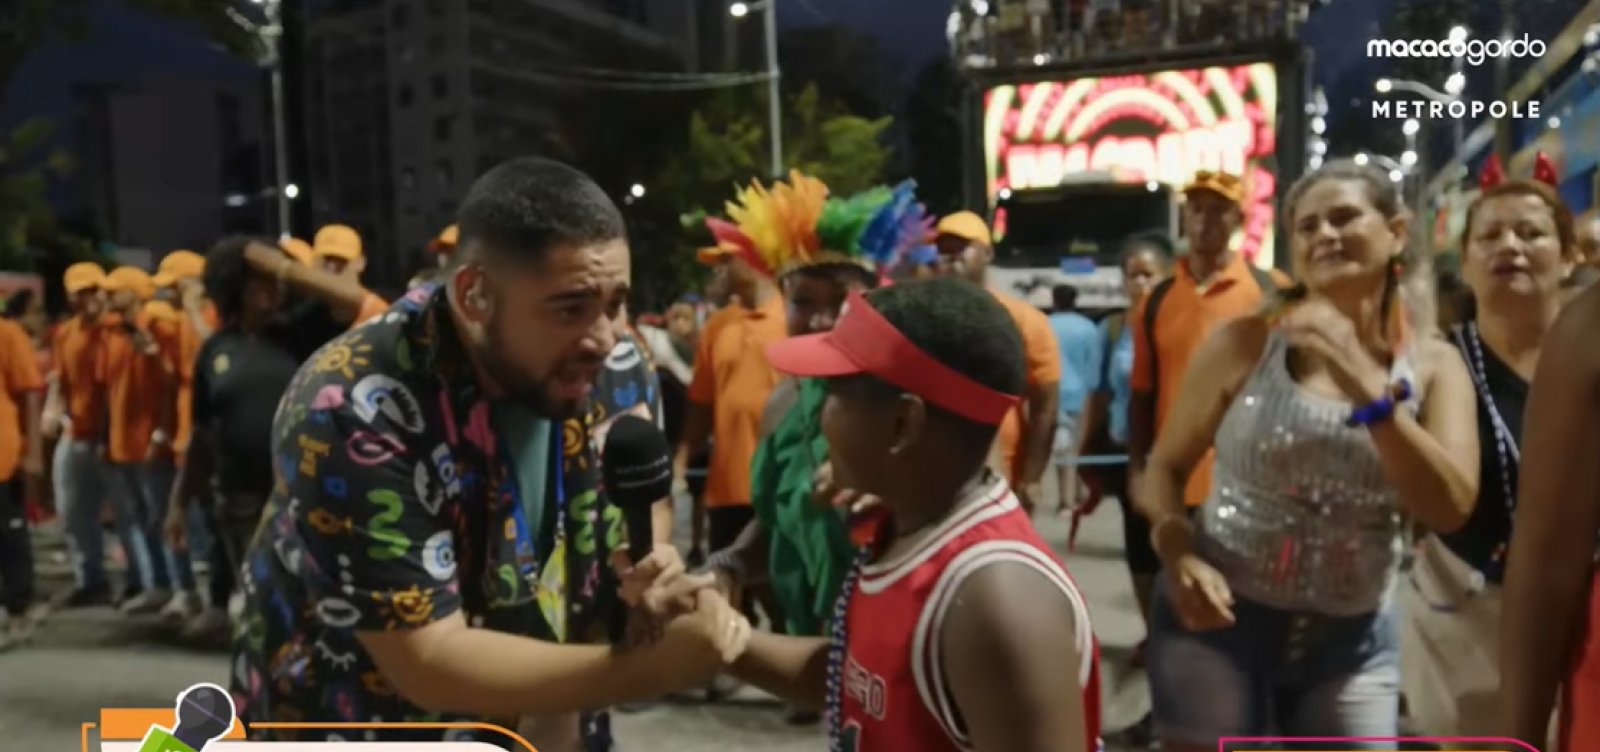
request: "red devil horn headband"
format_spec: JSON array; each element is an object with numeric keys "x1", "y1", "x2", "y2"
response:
[
  {"x1": 1479, "y1": 151, "x2": 1559, "y2": 189},
  {"x1": 1532, "y1": 151, "x2": 1559, "y2": 186},
  {"x1": 1478, "y1": 153, "x2": 1504, "y2": 190}
]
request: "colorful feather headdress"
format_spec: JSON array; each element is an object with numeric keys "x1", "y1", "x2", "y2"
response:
[
  {"x1": 699, "y1": 174, "x2": 932, "y2": 279},
  {"x1": 697, "y1": 170, "x2": 826, "y2": 278},
  {"x1": 1478, "y1": 151, "x2": 1559, "y2": 190}
]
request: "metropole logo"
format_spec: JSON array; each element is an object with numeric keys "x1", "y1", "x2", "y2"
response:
[{"x1": 1219, "y1": 736, "x2": 1541, "y2": 751}]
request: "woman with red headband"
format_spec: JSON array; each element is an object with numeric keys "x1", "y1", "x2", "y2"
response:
[
  {"x1": 1401, "y1": 155, "x2": 1575, "y2": 738},
  {"x1": 1136, "y1": 159, "x2": 1479, "y2": 750}
]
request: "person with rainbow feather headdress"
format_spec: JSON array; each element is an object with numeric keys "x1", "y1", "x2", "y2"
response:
[{"x1": 696, "y1": 174, "x2": 932, "y2": 667}]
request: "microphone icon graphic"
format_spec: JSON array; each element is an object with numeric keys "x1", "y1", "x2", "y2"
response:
[{"x1": 136, "y1": 683, "x2": 237, "y2": 752}]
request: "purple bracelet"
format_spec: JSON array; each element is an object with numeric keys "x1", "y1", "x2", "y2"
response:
[{"x1": 1346, "y1": 378, "x2": 1413, "y2": 427}]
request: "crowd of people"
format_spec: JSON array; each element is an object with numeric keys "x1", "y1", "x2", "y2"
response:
[{"x1": 0, "y1": 147, "x2": 1599, "y2": 752}]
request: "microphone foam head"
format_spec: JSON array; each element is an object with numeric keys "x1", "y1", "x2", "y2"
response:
[
  {"x1": 172, "y1": 682, "x2": 236, "y2": 748},
  {"x1": 601, "y1": 414, "x2": 673, "y2": 508}
]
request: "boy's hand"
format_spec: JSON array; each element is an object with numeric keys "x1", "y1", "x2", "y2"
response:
[{"x1": 612, "y1": 543, "x2": 687, "y2": 616}]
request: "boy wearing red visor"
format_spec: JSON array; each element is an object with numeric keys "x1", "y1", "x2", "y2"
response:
[{"x1": 726, "y1": 277, "x2": 1102, "y2": 752}]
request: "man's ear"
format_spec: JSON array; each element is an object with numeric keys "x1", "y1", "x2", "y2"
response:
[{"x1": 452, "y1": 267, "x2": 493, "y2": 323}]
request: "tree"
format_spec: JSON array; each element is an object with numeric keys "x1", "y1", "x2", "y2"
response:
[{"x1": 628, "y1": 83, "x2": 893, "y2": 310}]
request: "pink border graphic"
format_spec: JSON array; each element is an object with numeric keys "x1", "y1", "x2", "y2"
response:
[{"x1": 1217, "y1": 736, "x2": 1541, "y2": 751}]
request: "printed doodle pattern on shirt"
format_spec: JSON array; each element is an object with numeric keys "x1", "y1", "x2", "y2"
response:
[{"x1": 229, "y1": 285, "x2": 657, "y2": 748}]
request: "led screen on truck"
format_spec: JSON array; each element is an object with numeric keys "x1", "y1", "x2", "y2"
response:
[{"x1": 983, "y1": 62, "x2": 1280, "y2": 269}]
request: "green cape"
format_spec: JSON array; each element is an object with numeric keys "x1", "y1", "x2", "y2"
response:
[{"x1": 749, "y1": 377, "x2": 856, "y2": 635}]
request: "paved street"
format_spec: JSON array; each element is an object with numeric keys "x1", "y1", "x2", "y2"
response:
[{"x1": 0, "y1": 483, "x2": 1151, "y2": 751}]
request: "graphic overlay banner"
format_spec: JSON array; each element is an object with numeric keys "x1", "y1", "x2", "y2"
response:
[
  {"x1": 89, "y1": 683, "x2": 537, "y2": 752},
  {"x1": 1218, "y1": 737, "x2": 1539, "y2": 751},
  {"x1": 982, "y1": 63, "x2": 1280, "y2": 268}
]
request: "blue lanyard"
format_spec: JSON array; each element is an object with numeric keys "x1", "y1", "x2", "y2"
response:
[{"x1": 503, "y1": 422, "x2": 565, "y2": 581}]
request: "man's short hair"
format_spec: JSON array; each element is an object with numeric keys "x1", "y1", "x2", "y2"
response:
[
  {"x1": 861, "y1": 278, "x2": 1025, "y2": 426},
  {"x1": 457, "y1": 157, "x2": 625, "y2": 265},
  {"x1": 203, "y1": 236, "x2": 258, "y2": 321},
  {"x1": 1051, "y1": 284, "x2": 1078, "y2": 312}
]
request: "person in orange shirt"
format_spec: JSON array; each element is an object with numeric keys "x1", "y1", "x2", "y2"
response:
[
  {"x1": 0, "y1": 302, "x2": 47, "y2": 643},
  {"x1": 45, "y1": 262, "x2": 141, "y2": 607},
  {"x1": 673, "y1": 176, "x2": 797, "y2": 568},
  {"x1": 932, "y1": 210, "x2": 1061, "y2": 513},
  {"x1": 100, "y1": 266, "x2": 198, "y2": 615},
  {"x1": 1128, "y1": 171, "x2": 1290, "y2": 514},
  {"x1": 150, "y1": 250, "x2": 217, "y2": 624},
  {"x1": 312, "y1": 223, "x2": 390, "y2": 325}
]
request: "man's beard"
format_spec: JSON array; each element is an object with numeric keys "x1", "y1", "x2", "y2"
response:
[{"x1": 478, "y1": 313, "x2": 585, "y2": 419}]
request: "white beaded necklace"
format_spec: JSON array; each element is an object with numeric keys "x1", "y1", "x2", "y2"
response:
[{"x1": 1452, "y1": 322, "x2": 1522, "y2": 549}]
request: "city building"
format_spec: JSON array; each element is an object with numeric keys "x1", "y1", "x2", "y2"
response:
[
  {"x1": 74, "y1": 75, "x2": 267, "y2": 254},
  {"x1": 301, "y1": 0, "x2": 739, "y2": 291}
]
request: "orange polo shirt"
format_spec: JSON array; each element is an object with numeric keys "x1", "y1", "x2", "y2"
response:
[
  {"x1": 0, "y1": 319, "x2": 46, "y2": 482},
  {"x1": 990, "y1": 288, "x2": 1062, "y2": 483},
  {"x1": 687, "y1": 295, "x2": 788, "y2": 507},
  {"x1": 1131, "y1": 253, "x2": 1286, "y2": 507},
  {"x1": 354, "y1": 292, "x2": 389, "y2": 326},
  {"x1": 54, "y1": 316, "x2": 108, "y2": 442},
  {"x1": 101, "y1": 311, "x2": 178, "y2": 464}
]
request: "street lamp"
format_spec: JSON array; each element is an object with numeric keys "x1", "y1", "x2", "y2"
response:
[
  {"x1": 1354, "y1": 152, "x2": 1370, "y2": 166},
  {"x1": 630, "y1": 183, "x2": 646, "y2": 198},
  {"x1": 228, "y1": 0, "x2": 291, "y2": 235},
  {"x1": 285, "y1": 183, "x2": 300, "y2": 199},
  {"x1": 730, "y1": 1, "x2": 782, "y2": 177}
]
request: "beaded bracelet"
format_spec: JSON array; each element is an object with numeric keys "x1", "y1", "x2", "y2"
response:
[{"x1": 1345, "y1": 378, "x2": 1413, "y2": 427}]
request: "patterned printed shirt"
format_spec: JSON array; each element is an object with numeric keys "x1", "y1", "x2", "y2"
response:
[{"x1": 230, "y1": 285, "x2": 660, "y2": 748}]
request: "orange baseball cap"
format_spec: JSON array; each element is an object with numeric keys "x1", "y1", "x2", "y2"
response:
[
  {"x1": 280, "y1": 236, "x2": 314, "y2": 265},
  {"x1": 152, "y1": 249, "x2": 205, "y2": 287},
  {"x1": 143, "y1": 299, "x2": 180, "y2": 322},
  {"x1": 313, "y1": 224, "x2": 363, "y2": 260},
  {"x1": 935, "y1": 211, "x2": 992, "y2": 247},
  {"x1": 428, "y1": 224, "x2": 459, "y2": 254},
  {"x1": 1183, "y1": 170, "x2": 1246, "y2": 204},
  {"x1": 103, "y1": 266, "x2": 157, "y2": 300},
  {"x1": 63, "y1": 262, "x2": 107, "y2": 294}
]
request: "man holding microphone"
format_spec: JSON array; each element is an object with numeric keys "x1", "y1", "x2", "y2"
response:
[{"x1": 228, "y1": 158, "x2": 748, "y2": 750}]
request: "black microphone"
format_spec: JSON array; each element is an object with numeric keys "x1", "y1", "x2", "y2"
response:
[
  {"x1": 601, "y1": 414, "x2": 673, "y2": 564},
  {"x1": 172, "y1": 683, "x2": 235, "y2": 751}
]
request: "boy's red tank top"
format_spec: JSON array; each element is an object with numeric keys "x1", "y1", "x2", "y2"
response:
[{"x1": 837, "y1": 476, "x2": 1103, "y2": 751}]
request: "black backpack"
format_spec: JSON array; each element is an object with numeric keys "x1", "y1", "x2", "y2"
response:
[{"x1": 1141, "y1": 264, "x2": 1278, "y2": 391}]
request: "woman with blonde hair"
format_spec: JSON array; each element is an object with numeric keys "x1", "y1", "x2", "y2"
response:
[
  {"x1": 1401, "y1": 156, "x2": 1575, "y2": 738},
  {"x1": 1137, "y1": 159, "x2": 1479, "y2": 750}
]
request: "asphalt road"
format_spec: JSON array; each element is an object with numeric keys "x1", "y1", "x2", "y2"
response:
[{"x1": 0, "y1": 481, "x2": 1151, "y2": 751}]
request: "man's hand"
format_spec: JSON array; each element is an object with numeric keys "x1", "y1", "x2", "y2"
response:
[
  {"x1": 164, "y1": 499, "x2": 189, "y2": 551},
  {"x1": 612, "y1": 543, "x2": 688, "y2": 616},
  {"x1": 644, "y1": 589, "x2": 752, "y2": 683},
  {"x1": 21, "y1": 446, "x2": 44, "y2": 480},
  {"x1": 145, "y1": 430, "x2": 170, "y2": 463}
]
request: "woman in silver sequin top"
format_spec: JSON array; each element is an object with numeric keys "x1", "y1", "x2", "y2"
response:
[{"x1": 1135, "y1": 159, "x2": 1481, "y2": 751}]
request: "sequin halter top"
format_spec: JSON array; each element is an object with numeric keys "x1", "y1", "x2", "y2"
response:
[{"x1": 1195, "y1": 329, "x2": 1417, "y2": 616}]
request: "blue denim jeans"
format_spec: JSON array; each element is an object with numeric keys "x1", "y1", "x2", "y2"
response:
[
  {"x1": 55, "y1": 439, "x2": 143, "y2": 592},
  {"x1": 1147, "y1": 576, "x2": 1401, "y2": 748},
  {"x1": 106, "y1": 459, "x2": 196, "y2": 591}
]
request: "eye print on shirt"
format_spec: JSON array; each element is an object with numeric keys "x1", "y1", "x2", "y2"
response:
[
  {"x1": 421, "y1": 529, "x2": 456, "y2": 581},
  {"x1": 351, "y1": 374, "x2": 426, "y2": 433},
  {"x1": 413, "y1": 444, "x2": 459, "y2": 517}
]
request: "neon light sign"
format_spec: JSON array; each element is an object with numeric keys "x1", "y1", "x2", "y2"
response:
[{"x1": 984, "y1": 63, "x2": 1280, "y2": 268}]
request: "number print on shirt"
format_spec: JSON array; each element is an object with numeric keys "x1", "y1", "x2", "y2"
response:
[{"x1": 366, "y1": 489, "x2": 410, "y2": 560}]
